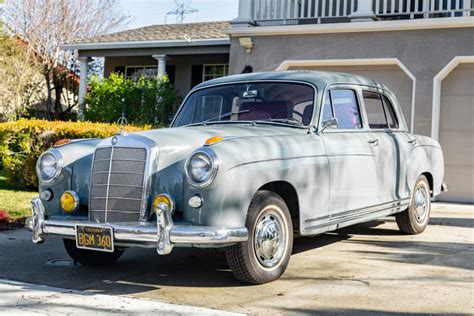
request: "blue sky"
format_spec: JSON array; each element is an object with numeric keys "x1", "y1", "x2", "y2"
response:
[{"x1": 118, "y1": 0, "x2": 239, "y2": 29}]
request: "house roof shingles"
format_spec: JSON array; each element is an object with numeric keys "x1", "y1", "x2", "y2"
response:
[{"x1": 72, "y1": 21, "x2": 230, "y2": 44}]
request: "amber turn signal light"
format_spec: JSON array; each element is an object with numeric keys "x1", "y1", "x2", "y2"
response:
[
  {"x1": 54, "y1": 139, "x2": 71, "y2": 147},
  {"x1": 204, "y1": 136, "x2": 224, "y2": 146}
]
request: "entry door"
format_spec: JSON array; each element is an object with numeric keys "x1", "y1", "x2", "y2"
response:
[{"x1": 321, "y1": 88, "x2": 380, "y2": 218}]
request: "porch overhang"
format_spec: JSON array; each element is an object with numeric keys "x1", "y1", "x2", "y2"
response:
[{"x1": 60, "y1": 37, "x2": 230, "y2": 51}]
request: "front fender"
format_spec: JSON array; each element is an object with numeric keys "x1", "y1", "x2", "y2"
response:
[
  {"x1": 39, "y1": 139, "x2": 101, "y2": 216},
  {"x1": 182, "y1": 136, "x2": 328, "y2": 231}
]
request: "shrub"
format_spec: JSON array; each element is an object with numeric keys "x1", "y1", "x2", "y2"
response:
[
  {"x1": 0, "y1": 119, "x2": 150, "y2": 188},
  {"x1": 84, "y1": 73, "x2": 181, "y2": 126}
]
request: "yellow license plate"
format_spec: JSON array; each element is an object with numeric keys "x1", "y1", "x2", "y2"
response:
[{"x1": 76, "y1": 225, "x2": 114, "y2": 252}]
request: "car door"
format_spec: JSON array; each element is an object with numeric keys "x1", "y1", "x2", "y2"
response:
[
  {"x1": 381, "y1": 92, "x2": 412, "y2": 200},
  {"x1": 362, "y1": 89, "x2": 400, "y2": 203},
  {"x1": 320, "y1": 86, "x2": 381, "y2": 222}
]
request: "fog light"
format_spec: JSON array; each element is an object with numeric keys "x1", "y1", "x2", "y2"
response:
[
  {"x1": 60, "y1": 191, "x2": 79, "y2": 213},
  {"x1": 188, "y1": 195, "x2": 203, "y2": 209},
  {"x1": 40, "y1": 189, "x2": 53, "y2": 201},
  {"x1": 153, "y1": 194, "x2": 174, "y2": 214}
]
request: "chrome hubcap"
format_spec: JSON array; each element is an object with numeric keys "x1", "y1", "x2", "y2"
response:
[
  {"x1": 414, "y1": 186, "x2": 428, "y2": 224},
  {"x1": 254, "y1": 208, "x2": 286, "y2": 268}
]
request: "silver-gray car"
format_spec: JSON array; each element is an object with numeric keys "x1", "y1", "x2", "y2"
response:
[{"x1": 28, "y1": 71, "x2": 447, "y2": 284}]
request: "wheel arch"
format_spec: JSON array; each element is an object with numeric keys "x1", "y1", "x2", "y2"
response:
[
  {"x1": 258, "y1": 181, "x2": 300, "y2": 232},
  {"x1": 421, "y1": 172, "x2": 434, "y2": 196}
]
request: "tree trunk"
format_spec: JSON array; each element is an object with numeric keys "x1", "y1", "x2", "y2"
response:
[
  {"x1": 44, "y1": 67, "x2": 53, "y2": 121},
  {"x1": 52, "y1": 69, "x2": 65, "y2": 120}
]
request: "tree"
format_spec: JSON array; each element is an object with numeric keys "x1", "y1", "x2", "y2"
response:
[
  {"x1": 2, "y1": 0, "x2": 129, "y2": 120},
  {"x1": 0, "y1": 37, "x2": 44, "y2": 121}
]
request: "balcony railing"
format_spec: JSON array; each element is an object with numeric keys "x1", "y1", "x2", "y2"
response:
[{"x1": 243, "y1": 0, "x2": 473, "y2": 25}]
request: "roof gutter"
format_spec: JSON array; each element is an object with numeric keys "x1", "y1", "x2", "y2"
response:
[{"x1": 60, "y1": 37, "x2": 230, "y2": 51}]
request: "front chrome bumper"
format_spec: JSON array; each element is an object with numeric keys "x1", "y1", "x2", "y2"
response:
[{"x1": 26, "y1": 198, "x2": 248, "y2": 255}]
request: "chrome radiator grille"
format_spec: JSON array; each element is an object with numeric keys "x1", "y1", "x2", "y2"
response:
[{"x1": 89, "y1": 146, "x2": 147, "y2": 223}]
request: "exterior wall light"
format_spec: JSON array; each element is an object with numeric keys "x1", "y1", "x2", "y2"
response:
[{"x1": 239, "y1": 37, "x2": 253, "y2": 53}]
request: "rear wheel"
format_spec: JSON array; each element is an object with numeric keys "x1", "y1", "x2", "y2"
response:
[
  {"x1": 396, "y1": 175, "x2": 431, "y2": 234},
  {"x1": 63, "y1": 239, "x2": 124, "y2": 266},
  {"x1": 225, "y1": 190, "x2": 293, "y2": 284}
]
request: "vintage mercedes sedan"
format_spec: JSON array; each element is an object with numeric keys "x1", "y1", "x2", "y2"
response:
[{"x1": 27, "y1": 71, "x2": 446, "y2": 284}]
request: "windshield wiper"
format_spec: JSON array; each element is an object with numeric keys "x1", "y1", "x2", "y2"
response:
[
  {"x1": 257, "y1": 118, "x2": 304, "y2": 127},
  {"x1": 184, "y1": 110, "x2": 250, "y2": 127}
]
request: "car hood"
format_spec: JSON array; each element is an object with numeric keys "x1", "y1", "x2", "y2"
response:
[{"x1": 133, "y1": 124, "x2": 308, "y2": 168}]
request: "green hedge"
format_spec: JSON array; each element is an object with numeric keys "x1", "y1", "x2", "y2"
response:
[
  {"x1": 0, "y1": 119, "x2": 150, "y2": 188},
  {"x1": 84, "y1": 73, "x2": 181, "y2": 126}
]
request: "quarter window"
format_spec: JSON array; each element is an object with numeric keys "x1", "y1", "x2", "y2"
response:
[
  {"x1": 322, "y1": 93, "x2": 333, "y2": 121},
  {"x1": 382, "y1": 95, "x2": 399, "y2": 129},
  {"x1": 363, "y1": 91, "x2": 388, "y2": 129},
  {"x1": 329, "y1": 89, "x2": 362, "y2": 129}
]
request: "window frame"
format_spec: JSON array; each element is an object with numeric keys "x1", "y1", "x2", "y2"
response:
[
  {"x1": 318, "y1": 84, "x2": 367, "y2": 133},
  {"x1": 360, "y1": 86, "x2": 404, "y2": 132},
  {"x1": 171, "y1": 79, "x2": 318, "y2": 128},
  {"x1": 202, "y1": 64, "x2": 229, "y2": 82},
  {"x1": 362, "y1": 90, "x2": 390, "y2": 130},
  {"x1": 124, "y1": 65, "x2": 159, "y2": 80}
]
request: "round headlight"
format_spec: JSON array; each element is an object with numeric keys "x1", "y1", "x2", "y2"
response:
[
  {"x1": 36, "y1": 149, "x2": 63, "y2": 183},
  {"x1": 185, "y1": 149, "x2": 218, "y2": 187}
]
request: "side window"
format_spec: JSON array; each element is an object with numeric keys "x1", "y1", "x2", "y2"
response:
[
  {"x1": 330, "y1": 89, "x2": 362, "y2": 129},
  {"x1": 322, "y1": 92, "x2": 333, "y2": 121},
  {"x1": 363, "y1": 91, "x2": 388, "y2": 129},
  {"x1": 382, "y1": 95, "x2": 399, "y2": 129}
]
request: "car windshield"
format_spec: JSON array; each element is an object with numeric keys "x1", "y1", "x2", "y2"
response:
[{"x1": 173, "y1": 82, "x2": 315, "y2": 127}]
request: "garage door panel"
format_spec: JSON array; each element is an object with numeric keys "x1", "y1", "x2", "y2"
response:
[
  {"x1": 439, "y1": 63, "x2": 474, "y2": 203},
  {"x1": 439, "y1": 131, "x2": 474, "y2": 167},
  {"x1": 440, "y1": 96, "x2": 474, "y2": 131},
  {"x1": 441, "y1": 166, "x2": 474, "y2": 203},
  {"x1": 442, "y1": 64, "x2": 474, "y2": 95}
]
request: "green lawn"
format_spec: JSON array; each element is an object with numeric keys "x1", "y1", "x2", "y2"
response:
[{"x1": 0, "y1": 170, "x2": 37, "y2": 219}]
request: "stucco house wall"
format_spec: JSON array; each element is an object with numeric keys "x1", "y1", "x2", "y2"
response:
[{"x1": 229, "y1": 27, "x2": 473, "y2": 137}]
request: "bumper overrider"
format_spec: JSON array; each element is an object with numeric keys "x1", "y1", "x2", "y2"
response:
[{"x1": 26, "y1": 198, "x2": 248, "y2": 255}]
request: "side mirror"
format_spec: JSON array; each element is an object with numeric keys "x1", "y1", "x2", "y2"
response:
[{"x1": 319, "y1": 117, "x2": 338, "y2": 134}]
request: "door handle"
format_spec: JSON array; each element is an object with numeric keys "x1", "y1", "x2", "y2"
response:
[
  {"x1": 408, "y1": 139, "x2": 417, "y2": 146},
  {"x1": 368, "y1": 139, "x2": 379, "y2": 146}
]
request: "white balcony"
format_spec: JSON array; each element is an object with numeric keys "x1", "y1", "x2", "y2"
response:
[{"x1": 235, "y1": 0, "x2": 473, "y2": 26}]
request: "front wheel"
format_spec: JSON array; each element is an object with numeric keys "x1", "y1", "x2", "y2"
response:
[
  {"x1": 225, "y1": 190, "x2": 293, "y2": 284},
  {"x1": 396, "y1": 175, "x2": 431, "y2": 234},
  {"x1": 63, "y1": 239, "x2": 124, "y2": 266}
]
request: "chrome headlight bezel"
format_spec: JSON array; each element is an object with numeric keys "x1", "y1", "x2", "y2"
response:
[
  {"x1": 185, "y1": 148, "x2": 219, "y2": 187},
  {"x1": 36, "y1": 149, "x2": 64, "y2": 183}
]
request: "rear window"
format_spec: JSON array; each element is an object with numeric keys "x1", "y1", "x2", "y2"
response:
[
  {"x1": 363, "y1": 91, "x2": 400, "y2": 129},
  {"x1": 363, "y1": 91, "x2": 388, "y2": 129}
]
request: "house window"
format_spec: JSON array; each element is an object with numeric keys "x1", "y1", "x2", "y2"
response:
[
  {"x1": 203, "y1": 64, "x2": 229, "y2": 81},
  {"x1": 125, "y1": 66, "x2": 158, "y2": 80}
]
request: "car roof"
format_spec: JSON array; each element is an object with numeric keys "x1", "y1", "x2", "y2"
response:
[{"x1": 194, "y1": 70, "x2": 391, "y2": 93}]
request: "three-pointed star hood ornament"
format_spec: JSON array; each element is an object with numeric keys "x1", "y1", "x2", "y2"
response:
[{"x1": 116, "y1": 116, "x2": 128, "y2": 136}]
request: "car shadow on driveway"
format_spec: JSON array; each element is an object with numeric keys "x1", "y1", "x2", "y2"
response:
[
  {"x1": 0, "y1": 219, "x2": 395, "y2": 293},
  {"x1": 2, "y1": 217, "x2": 470, "y2": 294}
]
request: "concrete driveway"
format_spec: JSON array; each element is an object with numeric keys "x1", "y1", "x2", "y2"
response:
[{"x1": 0, "y1": 203, "x2": 472, "y2": 315}]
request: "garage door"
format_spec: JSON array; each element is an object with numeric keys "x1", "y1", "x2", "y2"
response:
[
  {"x1": 438, "y1": 64, "x2": 474, "y2": 203},
  {"x1": 286, "y1": 65, "x2": 413, "y2": 130}
]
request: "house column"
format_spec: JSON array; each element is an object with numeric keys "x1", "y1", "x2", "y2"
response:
[
  {"x1": 77, "y1": 57, "x2": 91, "y2": 121},
  {"x1": 349, "y1": 0, "x2": 376, "y2": 21},
  {"x1": 153, "y1": 55, "x2": 167, "y2": 77},
  {"x1": 232, "y1": 0, "x2": 253, "y2": 26}
]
